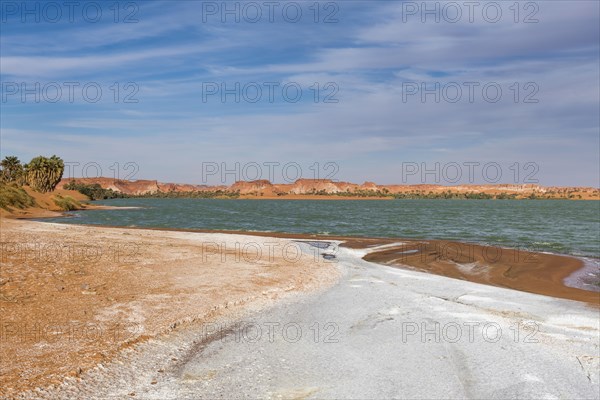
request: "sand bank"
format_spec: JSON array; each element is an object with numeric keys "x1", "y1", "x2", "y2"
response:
[{"x1": 359, "y1": 239, "x2": 600, "y2": 306}]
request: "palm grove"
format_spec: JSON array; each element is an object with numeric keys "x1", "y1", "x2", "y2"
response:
[{"x1": 1, "y1": 155, "x2": 65, "y2": 192}]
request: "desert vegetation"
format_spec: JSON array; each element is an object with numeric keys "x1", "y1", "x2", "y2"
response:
[
  {"x1": 0, "y1": 155, "x2": 69, "y2": 211},
  {"x1": 63, "y1": 181, "x2": 127, "y2": 200},
  {"x1": 0, "y1": 184, "x2": 36, "y2": 210},
  {"x1": 1, "y1": 155, "x2": 64, "y2": 192}
]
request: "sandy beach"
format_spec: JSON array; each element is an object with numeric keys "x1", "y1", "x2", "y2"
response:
[
  {"x1": 1, "y1": 219, "x2": 599, "y2": 398},
  {"x1": 0, "y1": 219, "x2": 339, "y2": 398}
]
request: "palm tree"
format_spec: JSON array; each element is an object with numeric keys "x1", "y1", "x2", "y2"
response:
[
  {"x1": 48, "y1": 155, "x2": 64, "y2": 190},
  {"x1": 25, "y1": 156, "x2": 46, "y2": 191},
  {"x1": 0, "y1": 156, "x2": 23, "y2": 183},
  {"x1": 24, "y1": 155, "x2": 64, "y2": 192}
]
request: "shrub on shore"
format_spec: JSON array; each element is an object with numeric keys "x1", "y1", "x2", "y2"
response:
[
  {"x1": 135, "y1": 190, "x2": 240, "y2": 199},
  {"x1": 52, "y1": 194, "x2": 81, "y2": 211},
  {"x1": 63, "y1": 181, "x2": 127, "y2": 200},
  {"x1": 0, "y1": 183, "x2": 36, "y2": 210}
]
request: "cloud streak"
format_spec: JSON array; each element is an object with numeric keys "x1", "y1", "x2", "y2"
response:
[{"x1": 1, "y1": 0, "x2": 598, "y2": 186}]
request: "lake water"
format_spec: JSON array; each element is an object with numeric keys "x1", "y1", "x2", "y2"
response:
[{"x1": 43, "y1": 199, "x2": 600, "y2": 258}]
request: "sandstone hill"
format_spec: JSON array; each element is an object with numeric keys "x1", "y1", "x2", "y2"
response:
[{"x1": 57, "y1": 178, "x2": 599, "y2": 200}]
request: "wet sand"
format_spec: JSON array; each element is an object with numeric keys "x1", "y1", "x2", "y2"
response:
[{"x1": 360, "y1": 239, "x2": 600, "y2": 306}]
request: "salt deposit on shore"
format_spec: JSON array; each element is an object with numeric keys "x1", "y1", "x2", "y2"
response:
[{"x1": 0, "y1": 220, "x2": 339, "y2": 398}]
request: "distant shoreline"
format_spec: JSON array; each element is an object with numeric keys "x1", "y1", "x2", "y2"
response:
[{"x1": 58, "y1": 177, "x2": 600, "y2": 200}]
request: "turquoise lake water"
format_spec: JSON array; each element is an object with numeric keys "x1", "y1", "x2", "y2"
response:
[{"x1": 42, "y1": 199, "x2": 600, "y2": 258}]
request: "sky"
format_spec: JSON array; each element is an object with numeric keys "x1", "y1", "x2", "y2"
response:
[{"x1": 1, "y1": 0, "x2": 599, "y2": 186}]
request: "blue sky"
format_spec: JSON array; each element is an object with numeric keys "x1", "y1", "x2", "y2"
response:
[{"x1": 1, "y1": 0, "x2": 599, "y2": 186}]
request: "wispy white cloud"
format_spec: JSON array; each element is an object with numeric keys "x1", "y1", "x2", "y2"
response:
[{"x1": 1, "y1": 0, "x2": 598, "y2": 185}]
